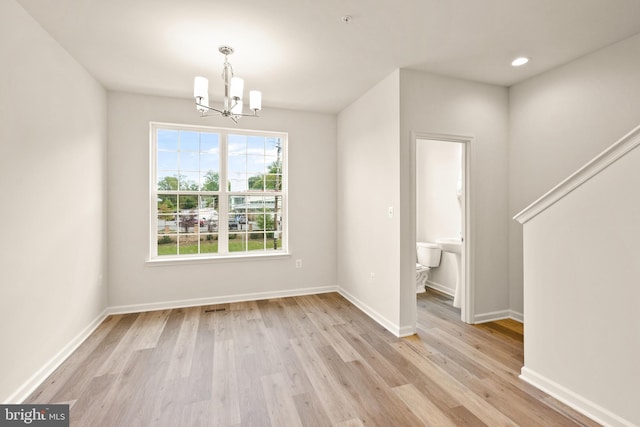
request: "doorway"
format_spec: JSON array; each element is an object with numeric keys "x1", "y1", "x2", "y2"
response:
[{"x1": 412, "y1": 133, "x2": 473, "y2": 323}]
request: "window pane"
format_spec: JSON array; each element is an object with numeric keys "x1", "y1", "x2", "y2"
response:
[
  {"x1": 157, "y1": 172, "x2": 179, "y2": 191},
  {"x1": 228, "y1": 152, "x2": 246, "y2": 172},
  {"x1": 265, "y1": 196, "x2": 283, "y2": 233},
  {"x1": 179, "y1": 172, "x2": 199, "y2": 190},
  {"x1": 228, "y1": 233, "x2": 247, "y2": 252},
  {"x1": 248, "y1": 174, "x2": 264, "y2": 191},
  {"x1": 265, "y1": 137, "x2": 282, "y2": 156},
  {"x1": 180, "y1": 131, "x2": 199, "y2": 151},
  {"x1": 199, "y1": 195, "x2": 219, "y2": 232},
  {"x1": 247, "y1": 135, "x2": 264, "y2": 154},
  {"x1": 247, "y1": 155, "x2": 265, "y2": 176},
  {"x1": 248, "y1": 195, "x2": 266, "y2": 213},
  {"x1": 200, "y1": 171, "x2": 219, "y2": 191},
  {"x1": 178, "y1": 195, "x2": 198, "y2": 234},
  {"x1": 200, "y1": 153, "x2": 218, "y2": 173},
  {"x1": 228, "y1": 172, "x2": 247, "y2": 192},
  {"x1": 158, "y1": 151, "x2": 178, "y2": 170},
  {"x1": 180, "y1": 151, "x2": 199, "y2": 171},
  {"x1": 200, "y1": 234, "x2": 218, "y2": 254},
  {"x1": 157, "y1": 235, "x2": 176, "y2": 256},
  {"x1": 248, "y1": 233, "x2": 265, "y2": 251},
  {"x1": 158, "y1": 129, "x2": 179, "y2": 151},
  {"x1": 264, "y1": 173, "x2": 282, "y2": 192},
  {"x1": 178, "y1": 235, "x2": 198, "y2": 254},
  {"x1": 157, "y1": 216, "x2": 178, "y2": 233},
  {"x1": 228, "y1": 134, "x2": 246, "y2": 155},
  {"x1": 157, "y1": 194, "x2": 177, "y2": 213},
  {"x1": 200, "y1": 133, "x2": 219, "y2": 153}
]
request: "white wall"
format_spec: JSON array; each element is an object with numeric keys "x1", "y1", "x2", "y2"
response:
[
  {"x1": 416, "y1": 139, "x2": 461, "y2": 293},
  {"x1": 336, "y1": 71, "x2": 403, "y2": 334},
  {"x1": 518, "y1": 140, "x2": 640, "y2": 426},
  {"x1": 509, "y1": 33, "x2": 640, "y2": 314},
  {"x1": 0, "y1": 0, "x2": 108, "y2": 402},
  {"x1": 107, "y1": 92, "x2": 336, "y2": 307},
  {"x1": 400, "y1": 69, "x2": 510, "y2": 322},
  {"x1": 416, "y1": 140, "x2": 461, "y2": 243},
  {"x1": 337, "y1": 69, "x2": 509, "y2": 333}
]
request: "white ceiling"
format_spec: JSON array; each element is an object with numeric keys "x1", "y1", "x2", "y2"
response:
[{"x1": 16, "y1": 0, "x2": 640, "y2": 113}]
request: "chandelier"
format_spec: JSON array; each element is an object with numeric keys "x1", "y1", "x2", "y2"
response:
[{"x1": 193, "y1": 46, "x2": 262, "y2": 123}]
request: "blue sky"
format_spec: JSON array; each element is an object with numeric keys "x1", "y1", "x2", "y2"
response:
[{"x1": 156, "y1": 129, "x2": 281, "y2": 192}]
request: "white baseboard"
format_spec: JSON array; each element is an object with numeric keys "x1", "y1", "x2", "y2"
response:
[
  {"x1": 509, "y1": 309, "x2": 524, "y2": 323},
  {"x1": 107, "y1": 285, "x2": 338, "y2": 315},
  {"x1": 5, "y1": 308, "x2": 110, "y2": 404},
  {"x1": 520, "y1": 367, "x2": 634, "y2": 427},
  {"x1": 473, "y1": 309, "x2": 511, "y2": 324},
  {"x1": 425, "y1": 281, "x2": 455, "y2": 297},
  {"x1": 473, "y1": 309, "x2": 524, "y2": 324},
  {"x1": 337, "y1": 287, "x2": 415, "y2": 338}
]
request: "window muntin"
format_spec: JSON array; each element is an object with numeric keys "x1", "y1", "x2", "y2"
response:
[{"x1": 151, "y1": 123, "x2": 286, "y2": 259}]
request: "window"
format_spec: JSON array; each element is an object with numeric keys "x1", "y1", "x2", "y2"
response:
[{"x1": 150, "y1": 123, "x2": 287, "y2": 259}]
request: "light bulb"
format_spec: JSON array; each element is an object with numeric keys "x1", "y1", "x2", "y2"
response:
[{"x1": 511, "y1": 57, "x2": 529, "y2": 67}]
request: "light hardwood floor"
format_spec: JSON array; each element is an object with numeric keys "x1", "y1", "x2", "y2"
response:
[{"x1": 25, "y1": 291, "x2": 600, "y2": 426}]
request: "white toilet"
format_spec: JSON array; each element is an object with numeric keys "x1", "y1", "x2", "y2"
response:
[{"x1": 416, "y1": 242, "x2": 442, "y2": 293}]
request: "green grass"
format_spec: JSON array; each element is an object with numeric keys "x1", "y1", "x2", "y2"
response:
[{"x1": 157, "y1": 238, "x2": 281, "y2": 256}]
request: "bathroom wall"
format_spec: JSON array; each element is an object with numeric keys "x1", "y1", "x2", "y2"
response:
[{"x1": 416, "y1": 139, "x2": 461, "y2": 295}]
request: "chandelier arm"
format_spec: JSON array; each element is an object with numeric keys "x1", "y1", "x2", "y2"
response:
[
  {"x1": 195, "y1": 102, "x2": 225, "y2": 115},
  {"x1": 233, "y1": 111, "x2": 260, "y2": 118}
]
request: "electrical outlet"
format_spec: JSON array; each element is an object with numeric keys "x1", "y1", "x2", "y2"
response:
[
  {"x1": 388, "y1": 206, "x2": 394, "y2": 218},
  {"x1": 295, "y1": 259, "x2": 303, "y2": 268}
]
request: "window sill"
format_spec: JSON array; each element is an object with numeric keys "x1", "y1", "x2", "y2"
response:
[{"x1": 146, "y1": 251, "x2": 291, "y2": 267}]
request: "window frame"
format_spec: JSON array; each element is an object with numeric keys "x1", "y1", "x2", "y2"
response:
[{"x1": 148, "y1": 121, "x2": 288, "y2": 262}]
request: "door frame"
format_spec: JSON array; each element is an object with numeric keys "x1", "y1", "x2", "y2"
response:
[{"x1": 411, "y1": 131, "x2": 474, "y2": 323}]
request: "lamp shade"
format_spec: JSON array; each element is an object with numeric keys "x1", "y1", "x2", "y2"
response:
[
  {"x1": 249, "y1": 90, "x2": 262, "y2": 111},
  {"x1": 230, "y1": 77, "x2": 244, "y2": 100},
  {"x1": 194, "y1": 76, "x2": 208, "y2": 99}
]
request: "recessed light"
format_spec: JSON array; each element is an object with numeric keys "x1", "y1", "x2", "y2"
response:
[
  {"x1": 511, "y1": 57, "x2": 529, "y2": 67},
  {"x1": 341, "y1": 15, "x2": 352, "y2": 24}
]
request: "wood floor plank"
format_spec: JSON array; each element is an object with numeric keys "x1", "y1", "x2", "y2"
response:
[
  {"x1": 290, "y1": 337, "x2": 360, "y2": 424},
  {"x1": 292, "y1": 391, "x2": 331, "y2": 427},
  {"x1": 333, "y1": 323, "x2": 409, "y2": 388},
  {"x1": 261, "y1": 372, "x2": 303, "y2": 427},
  {"x1": 24, "y1": 291, "x2": 601, "y2": 426},
  {"x1": 392, "y1": 383, "x2": 458, "y2": 427},
  {"x1": 165, "y1": 306, "x2": 200, "y2": 381},
  {"x1": 212, "y1": 339, "x2": 241, "y2": 426},
  {"x1": 315, "y1": 344, "x2": 424, "y2": 426},
  {"x1": 393, "y1": 338, "x2": 520, "y2": 426}
]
